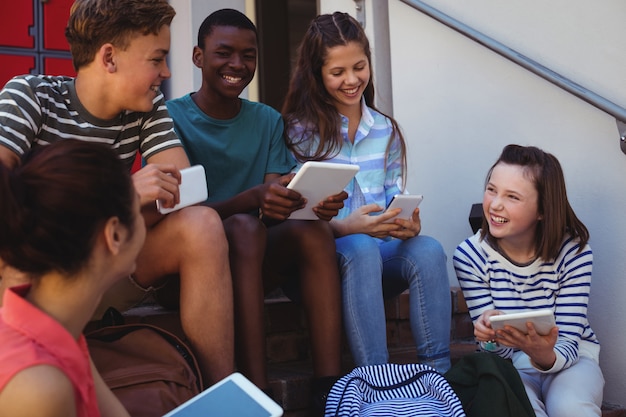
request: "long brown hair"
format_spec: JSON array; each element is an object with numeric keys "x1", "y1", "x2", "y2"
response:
[
  {"x1": 481, "y1": 144, "x2": 589, "y2": 260},
  {"x1": 282, "y1": 12, "x2": 407, "y2": 185}
]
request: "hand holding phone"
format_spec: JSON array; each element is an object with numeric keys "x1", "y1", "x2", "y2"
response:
[
  {"x1": 156, "y1": 165, "x2": 208, "y2": 214},
  {"x1": 383, "y1": 194, "x2": 423, "y2": 223}
]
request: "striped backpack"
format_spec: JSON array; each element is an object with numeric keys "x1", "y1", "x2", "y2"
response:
[{"x1": 325, "y1": 363, "x2": 466, "y2": 417}]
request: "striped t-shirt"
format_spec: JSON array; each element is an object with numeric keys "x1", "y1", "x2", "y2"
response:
[
  {"x1": 453, "y1": 231, "x2": 600, "y2": 373},
  {"x1": 0, "y1": 75, "x2": 181, "y2": 171}
]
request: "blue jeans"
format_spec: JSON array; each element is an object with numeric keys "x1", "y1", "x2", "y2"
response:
[{"x1": 336, "y1": 234, "x2": 451, "y2": 373}]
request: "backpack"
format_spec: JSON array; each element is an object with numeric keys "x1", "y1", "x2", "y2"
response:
[
  {"x1": 86, "y1": 322, "x2": 203, "y2": 417},
  {"x1": 444, "y1": 352, "x2": 536, "y2": 417},
  {"x1": 324, "y1": 363, "x2": 466, "y2": 417}
]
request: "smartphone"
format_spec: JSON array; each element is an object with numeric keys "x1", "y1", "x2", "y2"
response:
[
  {"x1": 163, "y1": 372, "x2": 283, "y2": 417},
  {"x1": 156, "y1": 165, "x2": 208, "y2": 214},
  {"x1": 383, "y1": 194, "x2": 423, "y2": 223}
]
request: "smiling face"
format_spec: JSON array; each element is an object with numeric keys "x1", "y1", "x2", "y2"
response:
[
  {"x1": 321, "y1": 41, "x2": 370, "y2": 116},
  {"x1": 113, "y1": 25, "x2": 172, "y2": 113},
  {"x1": 483, "y1": 162, "x2": 543, "y2": 256},
  {"x1": 194, "y1": 25, "x2": 257, "y2": 102}
]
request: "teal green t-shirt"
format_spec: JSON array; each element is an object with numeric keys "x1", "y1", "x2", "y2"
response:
[{"x1": 166, "y1": 95, "x2": 295, "y2": 203}]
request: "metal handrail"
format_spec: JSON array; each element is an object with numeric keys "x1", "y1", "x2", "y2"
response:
[{"x1": 399, "y1": 0, "x2": 626, "y2": 153}]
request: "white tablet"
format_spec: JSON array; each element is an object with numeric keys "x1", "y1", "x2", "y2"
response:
[
  {"x1": 489, "y1": 309, "x2": 556, "y2": 335},
  {"x1": 383, "y1": 194, "x2": 423, "y2": 223},
  {"x1": 157, "y1": 165, "x2": 208, "y2": 214},
  {"x1": 287, "y1": 161, "x2": 359, "y2": 220},
  {"x1": 162, "y1": 372, "x2": 283, "y2": 417}
]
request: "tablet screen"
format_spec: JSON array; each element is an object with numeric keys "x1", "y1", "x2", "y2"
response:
[{"x1": 166, "y1": 380, "x2": 274, "y2": 417}]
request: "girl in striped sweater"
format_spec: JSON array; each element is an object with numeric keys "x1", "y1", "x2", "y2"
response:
[{"x1": 453, "y1": 144, "x2": 603, "y2": 416}]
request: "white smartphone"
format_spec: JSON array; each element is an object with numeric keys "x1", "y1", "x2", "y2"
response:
[
  {"x1": 157, "y1": 165, "x2": 208, "y2": 215},
  {"x1": 287, "y1": 161, "x2": 359, "y2": 220},
  {"x1": 162, "y1": 372, "x2": 283, "y2": 417},
  {"x1": 489, "y1": 309, "x2": 556, "y2": 335},
  {"x1": 383, "y1": 194, "x2": 423, "y2": 223}
]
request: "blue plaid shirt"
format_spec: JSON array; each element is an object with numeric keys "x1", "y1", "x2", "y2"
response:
[{"x1": 289, "y1": 100, "x2": 405, "y2": 220}]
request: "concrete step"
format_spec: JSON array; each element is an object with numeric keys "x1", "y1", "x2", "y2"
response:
[
  {"x1": 113, "y1": 288, "x2": 623, "y2": 417},
  {"x1": 263, "y1": 289, "x2": 477, "y2": 415}
]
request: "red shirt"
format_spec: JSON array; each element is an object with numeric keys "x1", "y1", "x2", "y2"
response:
[{"x1": 0, "y1": 285, "x2": 101, "y2": 417}]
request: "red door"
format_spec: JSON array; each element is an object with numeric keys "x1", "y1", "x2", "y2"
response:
[
  {"x1": 43, "y1": 0, "x2": 74, "y2": 51},
  {"x1": 0, "y1": 0, "x2": 75, "y2": 87},
  {"x1": 0, "y1": 1, "x2": 34, "y2": 48},
  {"x1": 0, "y1": 55, "x2": 36, "y2": 88}
]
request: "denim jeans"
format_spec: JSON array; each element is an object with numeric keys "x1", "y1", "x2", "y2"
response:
[{"x1": 335, "y1": 234, "x2": 452, "y2": 373}]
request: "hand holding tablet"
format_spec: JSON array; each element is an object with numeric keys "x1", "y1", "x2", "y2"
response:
[
  {"x1": 489, "y1": 309, "x2": 556, "y2": 335},
  {"x1": 156, "y1": 165, "x2": 208, "y2": 214},
  {"x1": 287, "y1": 161, "x2": 359, "y2": 220}
]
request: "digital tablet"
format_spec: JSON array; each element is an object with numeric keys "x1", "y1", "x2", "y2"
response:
[
  {"x1": 383, "y1": 194, "x2": 423, "y2": 223},
  {"x1": 162, "y1": 372, "x2": 283, "y2": 417},
  {"x1": 489, "y1": 309, "x2": 556, "y2": 335},
  {"x1": 157, "y1": 165, "x2": 208, "y2": 214},
  {"x1": 287, "y1": 161, "x2": 359, "y2": 220}
]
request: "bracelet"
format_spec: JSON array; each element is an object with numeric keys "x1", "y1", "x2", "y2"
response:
[{"x1": 481, "y1": 340, "x2": 498, "y2": 352}]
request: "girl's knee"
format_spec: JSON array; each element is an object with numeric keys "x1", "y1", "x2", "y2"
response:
[
  {"x1": 336, "y1": 234, "x2": 379, "y2": 256},
  {"x1": 547, "y1": 398, "x2": 601, "y2": 417},
  {"x1": 413, "y1": 235, "x2": 446, "y2": 259}
]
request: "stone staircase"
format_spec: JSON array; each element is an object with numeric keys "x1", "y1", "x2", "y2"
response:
[
  {"x1": 116, "y1": 287, "x2": 624, "y2": 417},
  {"x1": 262, "y1": 288, "x2": 475, "y2": 416}
]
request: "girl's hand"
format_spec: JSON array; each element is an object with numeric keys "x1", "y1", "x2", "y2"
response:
[
  {"x1": 494, "y1": 323, "x2": 558, "y2": 370},
  {"x1": 388, "y1": 207, "x2": 422, "y2": 240},
  {"x1": 474, "y1": 310, "x2": 500, "y2": 342},
  {"x1": 338, "y1": 203, "x2": 404, "y2": 238}
]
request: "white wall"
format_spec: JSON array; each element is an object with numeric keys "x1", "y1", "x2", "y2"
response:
[
  {"x1": 320, "y1": 0, "x2": 626, "y2": 406},
  {"x1": 171, "y1": 0, "x2": 626, "y2": 406},
  {"x1": 389, "y1": 1, "x2": 626, "y2": 406}
]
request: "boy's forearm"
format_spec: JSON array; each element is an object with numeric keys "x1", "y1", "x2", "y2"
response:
[
  {"x1": 0, "y1": 147, "x2": 20, "y2": 168},
  {"x1": 208, "y1": 186, "x2": 262, "y2": 220}
]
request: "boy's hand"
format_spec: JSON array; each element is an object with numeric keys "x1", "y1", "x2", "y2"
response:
[
  {"x1": 257, "y1": 173, "x2": 306, "y2": 220},
  {"x1": 132, "y1": 163, "x2": 181, "y2": 209},
  {"x1": 313, "y1": 191, "x2": 348, "y2": 221}
]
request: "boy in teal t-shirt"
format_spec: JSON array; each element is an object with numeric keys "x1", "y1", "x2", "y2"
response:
[{"x1": 166, "y1": 9, "x2": 345, "y2": 412}]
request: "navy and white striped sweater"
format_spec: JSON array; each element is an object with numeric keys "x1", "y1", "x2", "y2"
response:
[{"x1": 453, "y1": 231, "x2": 600, "y2": 373}]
